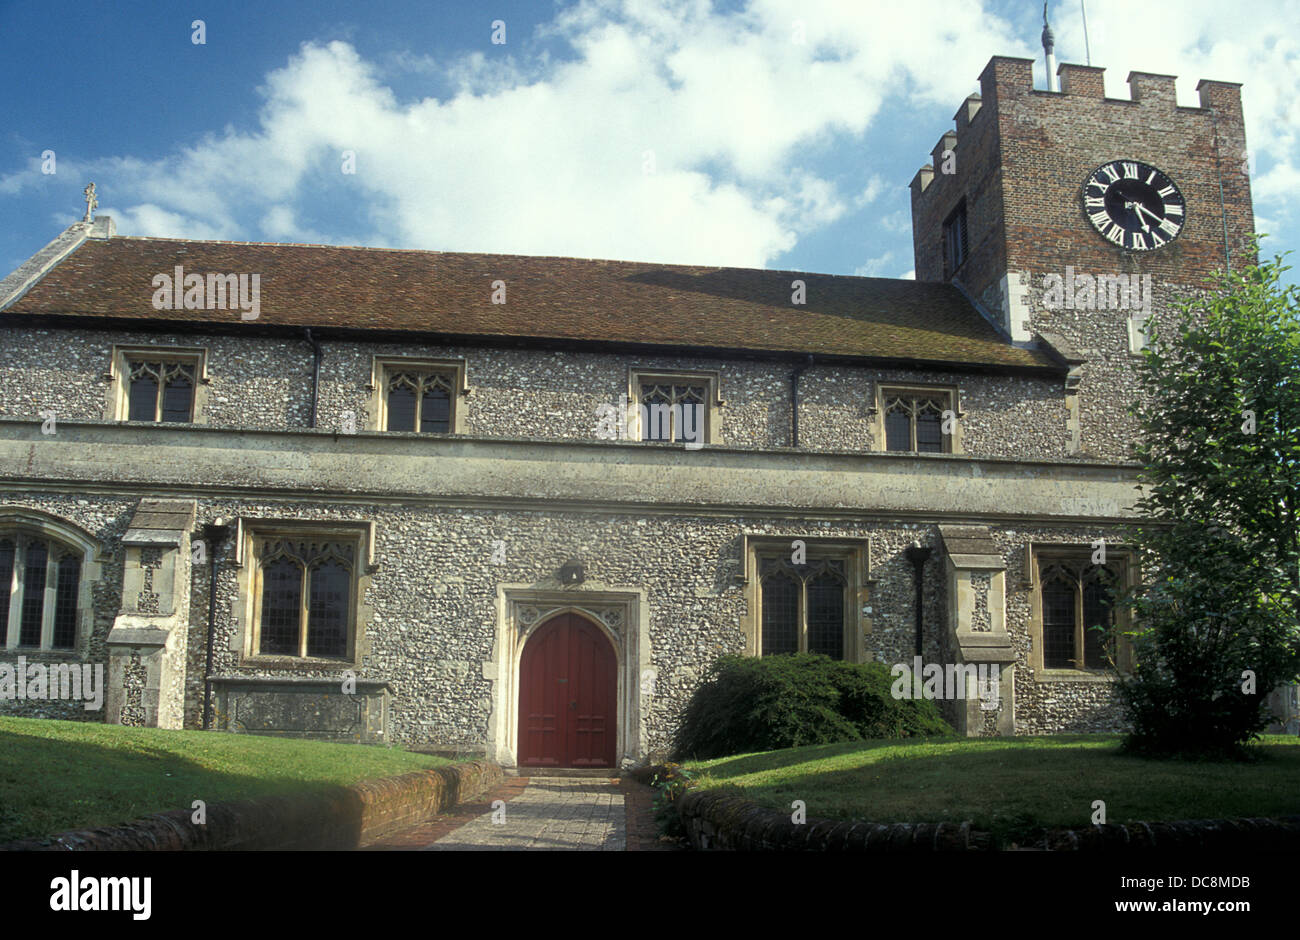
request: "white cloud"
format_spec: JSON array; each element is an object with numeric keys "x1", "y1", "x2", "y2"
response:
[
  {"x1": 107, "y1": 204, "x2": 229, "y2": 242},
  {"x1": 60, "y1": 0, "x2": 1300, "y2": 272},
  {"x1": 854, "y1": 176, "x2": 887, "y2": 208},
  {"x1": 854, "y1": 251, "x2": 896, "y2": 277},
  {"x1": 880, "y1": 209, "x2": 911, "y2": 235}
]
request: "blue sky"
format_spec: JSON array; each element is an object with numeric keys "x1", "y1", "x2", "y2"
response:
[{"x1": 2, "y1": 0, "x2": 1297, "y2": 283}]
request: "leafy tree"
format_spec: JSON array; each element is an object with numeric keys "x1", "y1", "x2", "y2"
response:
[{"x1": 1119, "y1": 248, "x2": 1300, "y2": 758}]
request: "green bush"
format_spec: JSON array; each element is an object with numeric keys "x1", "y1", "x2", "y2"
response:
[{"x1": 672, "y1": 654, "x2": 953, "y2": 760}]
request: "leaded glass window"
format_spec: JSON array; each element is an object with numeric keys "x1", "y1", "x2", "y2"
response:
[
  {"x1": 1082, "y1": 569, "x2": 1117, "y2": 669},
  {"x1": 260, "y1": 556, "x2": 302, "y2": 656},
  {"x1": 761, "y1": 569, "x2": 799, "y2": 655},
  {"x1": 1041, "y1": 567, "x2": 1076, "y2": 669},
  {"x1": 127, "y1": 361, "x2": 195, "y2": 422},
  {"x1": 883, "y1": 394, "x2": 951, "y2": 453},
  {"x1": 20, "y1": 541, "x2": 47, "y2": 647},
  {"x1": 386, "y1": 371, "x2": 453, "y2": 433},
  {"x1": 639, "y1": 382, "x2": 706, "y2": 443},
  {"x1": 256, "y1": 538, "x2": 355, "y2": 659},
  {"x1": 307, "y1": 560, "x2": 349, "y2": 658},
  {"x1": 52, "y1": 554, "x2": 80, "y2": 650},
  {"x1": 758, "y1": 556, "x2": 848, "y2": 659},
  {"x1": 806, "y1": 571, "x2": 845, "y2": 658},
  {"x1": 0, "y1": 539, "x2": 13, "y2": 647},
  {"x1": 1037, "y1": 557, "x2": 1122, "y2": 671},
  {"x1": 0, "y1": 534, "x2": 82, "y2": 651}
]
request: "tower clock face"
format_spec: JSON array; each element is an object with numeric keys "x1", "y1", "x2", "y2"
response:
[{"x1": 1082, "y1": 160, "x2": 1186, "y2": 251}]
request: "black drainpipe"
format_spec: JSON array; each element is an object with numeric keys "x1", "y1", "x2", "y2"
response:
[
  {"x1": 201, "y1": 520, "x2": 231, "y2": 731},
  {"x1": 305, "y1": 328, "x2": 322, "y2": 428},
  {"x1": 790, "y1": 354, "x2": 814, "y2": 447},
  {"x1": 904, "y1": 543, "x2": 932, "y2": 658}
]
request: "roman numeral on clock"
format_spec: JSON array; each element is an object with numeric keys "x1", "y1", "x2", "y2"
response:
[
  {"x1": 1105, "y1": 223, "x2": 1125, "y2": 245},
  {"x1": 1089, "y1": 210, "x2": 1110, "y2": 228},
  {"x1": 1130, "y1": 231, "x2": 1148, "y2": 250},
  {"x1": 1122, "y1": 162, "x2": 1139, "y2": 178},
  {"x1": 1100, "y1": 164, "x2": 1121, "y2": 183}
]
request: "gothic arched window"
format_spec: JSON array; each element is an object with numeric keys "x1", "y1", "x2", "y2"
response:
[
  {"x1": 639, "y1": 382, "x2": 707, "y2": 443},
  {"x1": 255, "y1": 540, "x2": 355, "y2": 659},
  {"x1": 1036, "y1": 554, "x2": 1124, "y2": 671},
  {"x1": 386, "y1": 371, "x2": 454, "y2": 433},
  {"x1": 758, "y1": 557, "x2": 848, "y2": 659},
  {"x1": 0, "y1": 534, "x2": 83, "y2": 651},
  {"x1": 128, "y1": 361, "x2": 196, "y2": 422},
  {"x1": 880, "y1": 389, "x2": 955, "y2": 453}
]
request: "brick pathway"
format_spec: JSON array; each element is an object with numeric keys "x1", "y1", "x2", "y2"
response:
[
  {"x1": 360, "y1": 776, "x2": 532, "y2": 850},
  {"x1": 363, "y1": 774, "x2": 684, "y2": 851},
  {"x1": 426, "y1": 776, "x2": 624, "y2": 850}
]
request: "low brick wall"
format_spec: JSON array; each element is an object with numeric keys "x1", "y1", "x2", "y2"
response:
[
  {"x1": 677, "y1": 789, "x2": 1300, "y2": 852},
  {"x1": 2, "y1": 760, "x2": 503, "y2": 851}
]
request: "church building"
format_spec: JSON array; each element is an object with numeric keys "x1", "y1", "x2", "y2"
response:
[{"x1": 0, "y1": 52, "x2": 1265, "y2": 767}]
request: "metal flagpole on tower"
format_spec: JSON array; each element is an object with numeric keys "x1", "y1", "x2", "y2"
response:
[
  {"x1": 1043, "y1": 3, "x2": 1059, "y2": 91},
  {"x1": 1080, "y1": 0, "x2": 1092, "y2": 65}
]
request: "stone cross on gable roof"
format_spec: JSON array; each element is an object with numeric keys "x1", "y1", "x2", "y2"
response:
[{"x1": 82, "y1": 182, "x2": 97, "y2": 222}]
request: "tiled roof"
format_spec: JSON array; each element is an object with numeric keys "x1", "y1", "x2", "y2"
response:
[{"x1": 2, "y1": 235, "x2": 1058, "y2": 370}]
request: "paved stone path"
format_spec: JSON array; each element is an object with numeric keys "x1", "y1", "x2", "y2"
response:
[
  {"x1": 427, "y1": 776, "x2": 625, "y2": 851},
  {"x1": 361, "y1": 774, "x2": 682, "y2": 851}
]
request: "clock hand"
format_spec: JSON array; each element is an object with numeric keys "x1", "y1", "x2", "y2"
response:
[
  {"x1": 1133, "y1": 202, "x2": 1163, "y2": 227},
  {"x1": 1123, "y1": 200, "x2": 1150, "y2": 231}
]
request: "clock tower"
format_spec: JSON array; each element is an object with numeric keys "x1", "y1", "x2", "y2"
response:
[{"x1": 910, "y1": 55, "x2": 1256, "y2": 460}]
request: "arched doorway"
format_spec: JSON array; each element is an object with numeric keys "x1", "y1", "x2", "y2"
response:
[{"x1": 518, "y1": 612, "x2": 617, "y2": 768}]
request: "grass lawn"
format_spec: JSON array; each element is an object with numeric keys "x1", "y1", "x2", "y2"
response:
[
  {"x1": 685, "y1": 734, "x2": 1300, "y2": 845},
  {"x1": 0, "y1": 716, "x2": 455, "y2": 843}
]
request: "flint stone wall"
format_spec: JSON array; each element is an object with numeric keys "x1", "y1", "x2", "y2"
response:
[
  {"x1": 0, "y1": 326, "x2": 1076, "y2": 460},
  {"x1": 0, "y1": 488, "x2": 1129, "y2": 745}
]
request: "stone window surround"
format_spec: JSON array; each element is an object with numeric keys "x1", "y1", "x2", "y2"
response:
[
  {"x1": 230, "y1": 518, "x2": 376, "y2": 670},
  {"x1": 367, "y1": 356, "x2": 469, "y2": 434},
  {"x1": 103, "y1": 344, "x2": 210, "y2": 424},
  {"x1": 869, "y1": 382, "x2": 964, "y2": 454},
  {"x1": 627, "y1": 367, "x2": 724, "y2": 445},
  {"x1": 490, "y1": 583, "x2": 650, "y2": 769},
  {"x1": 1127, "y1": 314, "x2": 1150, "y2": 356},
  {"x1": 736, "y1": 534, "x2": 871, "y2": 662},
  {"x1": 0, "y1": 507, "x2": 104, "y2": 657},
  {"x1": 1025, "y1": 541, "x2": 1135, "y2": 681}
]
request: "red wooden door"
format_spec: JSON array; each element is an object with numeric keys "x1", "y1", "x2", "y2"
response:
[{"x1": 518, "y1": 613, "x2": 616, "y2": 768}]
